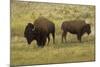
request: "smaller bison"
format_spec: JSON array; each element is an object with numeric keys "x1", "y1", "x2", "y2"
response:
[
  {"x1": 24, "y1": 17, "x2": 55, "y2": 48},
  {"x1": 61, "y1": 20, "x2": 91, "y2": 43}
]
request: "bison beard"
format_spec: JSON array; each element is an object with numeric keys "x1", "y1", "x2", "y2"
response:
[
  {"x1": 61, "y1": 20, "x2": 91, "y2": 43},
  {"x1": 24, "y1": 17, "x2": 55, "y2": 48}
]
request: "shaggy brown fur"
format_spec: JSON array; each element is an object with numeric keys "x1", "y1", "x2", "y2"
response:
[
  {"x1": 33, "y1": 17, "x2": 55, "y2": 47},
  {"x1": 61, "y1": 20, "x2": 91, "y2": 43},
  {"x1": 24, "y1": 17, "x2": 55, "y2": 47}
]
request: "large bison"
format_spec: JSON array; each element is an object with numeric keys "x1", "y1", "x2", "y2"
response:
[
  {"x1": 24, "y1": 17, "x2": 55, "y2": 47},
  {"x1": 61, "y1": 20, "x2": 91, "y2": 43}
]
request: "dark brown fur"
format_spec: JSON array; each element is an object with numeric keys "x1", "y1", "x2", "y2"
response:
[
  {"x1": 24, "y1": 17, "x2": 55, "y2": 48},
  {"x1": 33, "y1": 17, "x2": 55, "y2": 47},
  {"x1": 61, "y1": 20, "x2": 91, "y2": 43}
]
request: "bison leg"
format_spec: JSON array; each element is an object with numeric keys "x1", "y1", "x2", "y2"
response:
[
  {"x1": 62, "y1": 31, "x2": 67, "y2": 43},
  {"x1": 52, "y1": 32, "x2": 55, "y2": 44},
  {"x1": 77, "y1": 34, "x2": 82, "y2": 42},
  {"x1": 64, "y1": 32, "x2": 67, "y2": 43},
  {"x1": 62, "y1": 32, "x2": 64, "y2": 43},
  {"x1": 36, "y1": 38, "x2": 46, "y2": 48},
  {"x1": 47, "y1": 35, "x2": 50, "y2": 45},
  {"x1": 41, "y1": 37, "x2": 46, "y2": 47},
  {"x1": 36, "y1": 40, "x2": 42, "y2": 48}
]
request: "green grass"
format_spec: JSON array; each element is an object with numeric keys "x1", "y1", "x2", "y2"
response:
[{"x1": 11, "y1": 1, "x2": 95, "y2": 66}]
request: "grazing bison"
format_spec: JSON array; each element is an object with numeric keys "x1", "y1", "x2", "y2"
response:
[
  {"x1": 61, "y1": 20, "x2": 91, "y2": 43},
  {"x1": 24, "y1": 17, "x2": 55, "y2": 47}
]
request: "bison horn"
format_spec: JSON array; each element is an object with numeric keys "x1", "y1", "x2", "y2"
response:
[{"x1": 32, "y1": 26, "x2": 35, "y2": 31}]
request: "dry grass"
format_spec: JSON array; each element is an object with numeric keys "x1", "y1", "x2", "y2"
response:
[{"x1": 11, "y1": 35, "x2": 95, "y2": 66}]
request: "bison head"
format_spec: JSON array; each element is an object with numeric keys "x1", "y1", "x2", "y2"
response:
[
  {"x1": 83, "y1": 24, "x2": 91, "y2": 35},
  {"x1": 24, "y1": 23, "x2": 36, "y2": 44}
]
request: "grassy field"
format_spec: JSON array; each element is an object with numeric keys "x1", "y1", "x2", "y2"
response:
[
  {"x1": 11, "y1": 35, "x2": 95, "y2": 66},
  {"x1": 11, "y1": 1, "x2": 95, "y2": 66}
]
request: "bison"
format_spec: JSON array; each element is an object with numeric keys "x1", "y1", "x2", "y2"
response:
[
  {"x1": 61, "y1": 20, "x2": 91, "y2": 43},
  {"x1": 24, "y1": 17, "x2": 55, "y2": 47}
]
